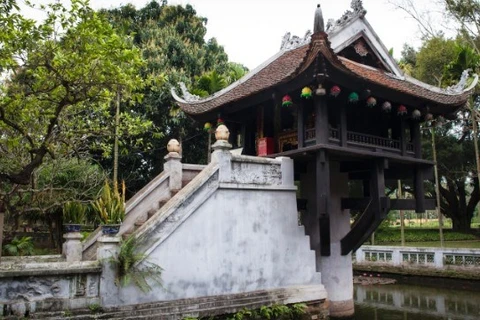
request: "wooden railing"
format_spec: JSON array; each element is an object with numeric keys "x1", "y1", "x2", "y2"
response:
[{"x1": 346, "y1": 131, "x2": 400, "y2": 150}]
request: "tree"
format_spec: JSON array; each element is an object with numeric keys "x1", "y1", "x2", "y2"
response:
[
  {"x1": 0, "y1": 0, "x2": 149, "y2": 187},
  {"x1": 101, "y1": 1, "x2": 233, "y2": 193}
]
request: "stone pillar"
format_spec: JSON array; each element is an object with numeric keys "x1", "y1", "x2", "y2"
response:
[
  {"x1": 211, "y1": 125, "x2": 232, "y2": 183},
  {"x1": 319, "y1": 163, "x2": 354, "y2": 318},
  {"x1": 164, "y1": 139, "x2": 183, "y2": 191},
  {"x1": 97, "y1": 236, "x2": 121, "y2": 307},
  {"x1": 63, "y1": 232, "x2": 83, "y2": 262},
  {"x1": 276, "y1": 157, "x2": 294, "y2": 187}
]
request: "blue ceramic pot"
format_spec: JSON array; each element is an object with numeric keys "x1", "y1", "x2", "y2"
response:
[
  {"x1": 101, "y1": 224, "x2": 121, "y2": 235},
  {"x1": 64, "y1": 224, "x2": 81, "y2": 233}
]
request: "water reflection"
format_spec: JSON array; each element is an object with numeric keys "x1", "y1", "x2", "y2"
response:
[{"x1": 352, "y1": 282, "x2": 480, "y2": 320}]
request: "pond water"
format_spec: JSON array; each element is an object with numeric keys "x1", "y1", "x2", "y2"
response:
[{"x1": 343, "y1": 278, "x2": 480, "y2": 320}]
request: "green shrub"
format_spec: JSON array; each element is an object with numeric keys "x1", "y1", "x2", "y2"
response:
[
  {"x1": 3, "y1": 236, "x2": 34, "y2": 256},
  {"x1": 92, "y1": 180, "x2": 125, "y2": 224},
  {"x1": 373, "y1": 228, "x2": 478, "y2": 244}
]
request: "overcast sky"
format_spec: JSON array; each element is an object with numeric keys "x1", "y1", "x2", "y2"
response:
[{"x1": 21, "y1": 0, "x2": 444, "y2": 69}]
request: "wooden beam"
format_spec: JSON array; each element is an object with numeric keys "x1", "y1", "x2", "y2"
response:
[
  {"x1": 400, "y1": 119, "x2": 407, "y2": 156},
  {"x1": 342, "y1": 198, "x2": 435, "y2": 210},
  {"x1": 315, "y1": 95, "x2": 328, "y2": 145},
  {"x1": 316, "y1": 150, "x2": 331, "y2": 256},
  {"x1": 412, "y1": 120, "x2": 422, "y2": 158},
  {"x1": 339, "y1": 103, "x2": 347, "y2": 147},
  {"x1": 297, "y1": 102, "x2": 305, "y2": 148},
  {"x1": 414, "y1": 167, "x2": 426, "y2": 213},
  {"x1": 341, "y1": 159, "x2": 390, "y2": 255},
  {"x1": 273, "y1": 92, "x2": 281, "y2": 152}
]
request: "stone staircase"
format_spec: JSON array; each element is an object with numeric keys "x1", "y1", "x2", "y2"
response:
[
  {"x1": 29, "y1": 286, "x2": 326, "y2": 320},
  {"x1": 82, "y1": 160, "x2": 205, "y2": 260}
]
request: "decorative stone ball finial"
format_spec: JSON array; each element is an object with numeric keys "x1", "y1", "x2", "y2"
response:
[
  {"x1": 167, "y1": 139, "x2": 181, "y2": 153},
  {"x1": 215, "y1": 124, "x2": 230, "y2": 141}
]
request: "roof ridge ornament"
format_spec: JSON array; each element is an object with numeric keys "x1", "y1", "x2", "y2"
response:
[
  {"x1": 446, "y1": 69, "x2": 475, "y2": 93},
  {"x1": 280, "y1": 30, "x2": 312, "y2": 51},
  {"x1": 314, "y1": 4, "x2": 325, "y2": 33},
  {"x1": 326, "y1": 0, "x2": 367, "y2": 34},
  {"x1": 179, "y1": 82, "x2": 201, "y2": 102}
]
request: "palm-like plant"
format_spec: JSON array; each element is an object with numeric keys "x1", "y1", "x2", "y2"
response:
[
  {"x1": 92, "y1": 180, "x2": 126, "y2": 224},
  {"x1": 108, "y1": 235, "x2": 163, "y2": 292},
  {"x1": 63, "y1": 201, "x2": 86, "y2": 224},
  {"x1": 3, "y1": 236, "x2": 34, "y2": 256}
]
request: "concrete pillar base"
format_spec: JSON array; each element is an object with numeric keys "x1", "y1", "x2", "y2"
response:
[{"x1": 329, "y1": 299, "x2": 355, "y2": 318}]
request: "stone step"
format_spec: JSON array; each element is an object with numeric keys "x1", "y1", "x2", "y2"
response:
[{"x1": 31, "y1": 290, "x2": 283, "y2": 320}]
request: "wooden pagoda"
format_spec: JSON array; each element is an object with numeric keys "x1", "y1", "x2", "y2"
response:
[{"x1": 172, "y1": 1, "x2": 477, "y2": 257}]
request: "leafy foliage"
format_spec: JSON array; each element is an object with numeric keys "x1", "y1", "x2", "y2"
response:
[
  {"x1": 92, "y1": 180, "x2": 125, "y2": 224},
  {"x1": 108, "y1": 235, "x2": 163, "y2": 292},
  {"x1": 3, "y1": 236, "x2": 34, "y2": 256},
  {"x1": 373, "y1": 228, "x2": 478, "y2": 243},
  {"x1": 63, "y1": 201, "x2": 86, "y2": 224},
  {"x1": 0, "y1": 0, "x2": 149, "y2": 187}
]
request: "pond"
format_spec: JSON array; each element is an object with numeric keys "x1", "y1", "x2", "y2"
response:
[{"x1": 343, "y1": 277, "x2": 480, "y2": 320}]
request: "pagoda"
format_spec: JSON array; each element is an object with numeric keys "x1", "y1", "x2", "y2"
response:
[{"x1": 172, "y1": 1, "x2": 476, "y2": 316}]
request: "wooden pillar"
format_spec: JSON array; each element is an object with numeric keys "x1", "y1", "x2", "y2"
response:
[
  {"x1": 399, "y1": 119, "x2": 407, "y2": 156},
  {"x1": 297, "y1": 102, "x2": 305, "y2": 149},
  {"x1": 371, "y1": 158, "x2": 387, "y2": 220},
  {"x1": 412, "y1": 121, "x2": 422, "y2": 158},
  {"x1": 414, "y1": 167, "x2": 425, "y2": 213},
  {"x1": 273, "y1": 93, "x2": 281, "y2": 152},
  {"x1": 339, "y1": 103, "x2": 347, "y2": 147},
  {"x1": 316, "y1": 150, "x2": 330, "y2": 256},
  {"x1": 315, "y1": 94, "x2": 328, "y2": 144}
]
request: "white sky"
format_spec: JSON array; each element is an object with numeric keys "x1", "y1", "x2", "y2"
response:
[{"x1": 21, "y1": 0, "x2": 441, "y2": 69}]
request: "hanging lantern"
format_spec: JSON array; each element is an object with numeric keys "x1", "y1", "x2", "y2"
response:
[
  {"x1": 436, "y1": 115, "x2": 445, "y2": 126},
  {"x1": 330, "y1": 85, "x2": 341, "y2": 97},
  {"x1": 217, "y1": 118, "x2": 224, "y2": 126},
  {"x1": 362, "y1": 89, "x2": 372, "y2": 99},
  {"x1": 424, "y1": 113, "x2": 434, "y2": 121},
  {"x1": 381, "y1": 101, "x2": 392, "y2": 113},
  {"x1": 397, "y1": 105, "x2": 407, "y2": 116},
  {"x1": 348, "y1": 92, "x2": 359, "y2": 103},
  {"x1": 204, "y1": 122, "x2": 212, "y2": 132},
  {"x1": 366, "y1": 97, "x2": 377, "y2": 108},
  {"x1": 412, "y1": 109, "x2": 421, "y2": 120},
  {"x1": 301, "y1": 87, "x2": 313, "y2": 99},
  {"x1": 282, "y1": 95, "x2": 293, "y2": 107},
  {"x1": 315, "y1": 84, "x2": 326, "y2": 96}
]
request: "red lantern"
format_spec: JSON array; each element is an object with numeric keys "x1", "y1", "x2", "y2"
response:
[
  {"x1": 397, "y1": 105, "x2": 407, "y2": 116},
  {"x1": 366, "y1": 97, "x2": 377, "y2": 108},
  {"x1": 330, "y1": 85, "x2": 341, "y2": 97},
  {"x1": 282, "y1": 95, "x2": 293, "y2": 107}
]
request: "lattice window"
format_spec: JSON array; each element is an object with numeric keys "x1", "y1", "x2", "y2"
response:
[
  {"x1": 444, "y1": 254, "x2": 480, "y2": 267},
  {"x1": 402, "y1": 252, "x2": 435, "y2": 265},
  {"x1": 427, "y1": 254, "x2": 435, "y2": 263}
]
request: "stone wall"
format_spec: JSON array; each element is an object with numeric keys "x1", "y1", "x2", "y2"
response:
[
  {"x1": 113, "y1": 142, "x2": 326, "y2": 307},
  {"x1": 0, "y1": 257, "x2": 101, "y2": 317}
]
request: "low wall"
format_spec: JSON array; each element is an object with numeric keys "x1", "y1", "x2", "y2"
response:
[
  {"x1": 354, "y1": 245, "x2": 480, "y2": 279},
  {"x1": 0, "y1": 257, "x2": 101, "y2": 317}
]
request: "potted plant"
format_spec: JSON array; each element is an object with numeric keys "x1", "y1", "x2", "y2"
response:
[
  {"x1": 92, "y1": 180, "x2": 126, "y2": 235},
  {"x1": 63, "y1": 201, "x2": 86, "y2": 233}
]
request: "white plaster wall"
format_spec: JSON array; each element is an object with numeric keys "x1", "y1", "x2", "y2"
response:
[
  {"x1": 319, "y1": 163, "x2": 353, "y2": 303},
  {"x1": 119, "y1": 187, "x2": 321, "y2": 304}
]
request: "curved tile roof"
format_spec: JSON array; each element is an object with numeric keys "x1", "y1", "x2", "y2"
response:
[{"x1": 173, "y1": 32, "x2": 476, "y2": 115}]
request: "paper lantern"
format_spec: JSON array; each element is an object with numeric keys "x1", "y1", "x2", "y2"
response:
[
  {"x1": 348, "y1": 92, "x2": 359, "y2": 103},
  {"x1": 425, "y1": 113, "x2": 434, "y2": 121},
  {"x1": 412, "y1": 109, "x2": 421, "y2": 120},
  {"x1": 204, "y1": 122, "x2": 212, "y2": 132},
  {"x1": 315, "y1": 84, "x2": 326, "y2": 96},
  {"x1": 282, "y1": 95, "x2": 293, "y2": 107},
  {"x1": 330, "y1": 85, "x2": 341, "y2": 97},
  {"x1": 217, "y1": 118, "x2": 224, "y2": 126},
  {"x1": 366, "y1": 97, "x2": 377, "y2": 108},
  {"x1": 301, "y1": 87, "x2": 313, "y2": 99},
  {"x1": 397, "y1": 105, "x2": 407, "y2": 116},
  {"x1": 381, "y1": 101, "x2": 392, "y2": 113}
]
